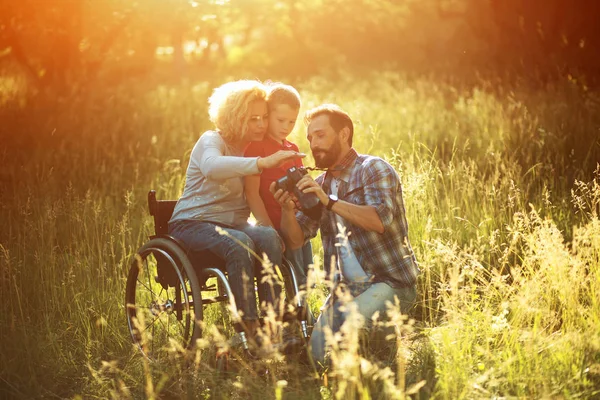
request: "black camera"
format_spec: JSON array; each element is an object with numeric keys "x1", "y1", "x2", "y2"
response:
[{"x1": 275, "y1": 166, "x2": 322, "y2": 218}]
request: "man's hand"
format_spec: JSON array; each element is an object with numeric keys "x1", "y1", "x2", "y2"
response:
[
  {"x1": 295, "y1": 175, "x2": 329, "y2": 207},
  {"x1": 269, "y1": 181, "x2": 306, "y2": 250},
  {"x1": 295, "y1": 174, "x2": 385, "y2": 232},
  {"x1": 269, "y1": 182, "x2": 296, "y2": 212}
]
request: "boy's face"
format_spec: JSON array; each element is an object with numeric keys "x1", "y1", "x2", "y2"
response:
[{"x1": 267, "y1": 104, "x2": 299, "y2": 143}]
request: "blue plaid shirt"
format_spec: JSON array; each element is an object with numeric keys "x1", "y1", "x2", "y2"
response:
[{"x1": 297, "y1": 149, "x2": 419, "y2": 288}]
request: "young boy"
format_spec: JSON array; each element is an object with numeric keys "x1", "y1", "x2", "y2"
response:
[{"x1": 244, "y1": 83, "x2": 313, "y2": 288}]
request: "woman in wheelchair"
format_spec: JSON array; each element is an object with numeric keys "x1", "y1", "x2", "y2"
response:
[{"x1": 167, "y1": 80, "x2": 305, "y2": 342}]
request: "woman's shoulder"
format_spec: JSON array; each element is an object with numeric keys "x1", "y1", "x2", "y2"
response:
[
  {"x1": 190, "y1": 130, "x2": 224, "y2": 157},
  {"x1": 199, "y1": 130, "x2": 221, "y2": 142},
  {"x1": 195, "y1": 130, "x2": 226, "y2": 148}
]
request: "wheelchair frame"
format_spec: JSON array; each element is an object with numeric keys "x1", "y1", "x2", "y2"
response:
[{"x1": 125, "y1": 190, "x2": 310, "y2": 362}]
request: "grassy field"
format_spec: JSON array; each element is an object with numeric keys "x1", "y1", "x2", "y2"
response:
[{"x1": 1, "y1": 71, "x2": 599, "y2": 399}]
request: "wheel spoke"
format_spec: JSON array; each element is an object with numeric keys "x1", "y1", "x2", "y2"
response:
[
  {"x1": 144, "y1": 259, "x2": 154, "y2": 296},
  {"x1": 177, "y1": 315, "x2": 187, "y2": 333},
  {"x1": 151, "y1": 317, "x2": 155, "y2": 355},
  {"x1": 157, "y1": 314, "x2": 169, "y2": 331},
  {"x1": 127, "y1": 241, "x2": 201, "y2": 361},
  {"x1": 167, "y1": 314, "x2": 170, "y2": 342},
  {"x1": 136, "y1": 278, "x2": 157, "y2": 296},
  {"x1": 138, "y1": 311, "x2": 162, "y2": 334}
]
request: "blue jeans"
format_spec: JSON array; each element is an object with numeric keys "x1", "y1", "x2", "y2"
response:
[
  {"x1": 283, "y1": 240, "x2": 313, "y2": 289},
  {"x1": 309, "y1": 282, "x2": 417, "y2": 366},
  {"x1": 169, "y1": 220, "x2": 283, "y2": 321}
]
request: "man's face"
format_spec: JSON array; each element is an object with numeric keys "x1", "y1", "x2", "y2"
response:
[
  {"x1": 307, "y1": 114, "x2": 343, "y2": 168},
  {"x1": 268, "y1": 104, "x2": 299, "y2": 143},
  {"x1": 243, "y1": 100, "x2": 269, "y2": 142}
]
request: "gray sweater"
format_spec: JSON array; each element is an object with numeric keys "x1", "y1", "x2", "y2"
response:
[{"x1": 169, "y1": 131, "x2": 261, "y2": 227}]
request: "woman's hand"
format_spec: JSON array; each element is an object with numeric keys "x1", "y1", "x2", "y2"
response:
[{"x1": 257, "y1": 150, "x2": 305, "y2": 170}]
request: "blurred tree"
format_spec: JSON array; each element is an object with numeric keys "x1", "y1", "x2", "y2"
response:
[
  {"x1": 0, "y1": 0, "x2": 84, "y2": 90},
  {"x1": 1, "y1": 0, "x2": 599, "y2": 93},
  {"x1": 0, "y1": 0, "x2": 234, "y2": 92},
  {"x1": 449, "y1": 0, "x2": 600, "y2": 82},
  {"x1": 490, "y1": 0, "x2": 600, "y2": 80}
]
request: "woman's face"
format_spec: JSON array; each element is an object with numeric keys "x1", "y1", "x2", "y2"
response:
[{"x1": 242, "y1": 100, "x2": 269, "y2": 143}]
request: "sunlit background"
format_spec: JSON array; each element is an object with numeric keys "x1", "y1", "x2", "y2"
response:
[
  {"x1": 1, "y1": 0, "x2": 599, "y2": 93},
  {"x1": 1, "y1": 1, "x2": 600, "y2": 399}
]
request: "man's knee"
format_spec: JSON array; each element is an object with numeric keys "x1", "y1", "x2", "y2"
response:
[{"x1": 309, "y1": 326, "x2": 327, "y2": 368}]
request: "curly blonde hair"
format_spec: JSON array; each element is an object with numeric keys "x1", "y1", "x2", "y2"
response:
[{"x1": 208, "y1": 80, "x2": 268, "y2": 143}]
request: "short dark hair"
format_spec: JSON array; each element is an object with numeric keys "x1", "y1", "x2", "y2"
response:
[{"x1": 304, "y1": 104, "x2": 353, "y2": 146}]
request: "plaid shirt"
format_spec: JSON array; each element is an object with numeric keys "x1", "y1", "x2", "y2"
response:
[{"x1": 297, "y1": 149, "x2": 419, "y2": 288}]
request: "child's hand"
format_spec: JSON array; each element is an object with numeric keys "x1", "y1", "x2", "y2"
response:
[{"x1": 258, "y1": 150, "x2": 305, "y2": 170}]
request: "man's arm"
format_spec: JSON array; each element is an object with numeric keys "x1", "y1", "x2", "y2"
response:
[
  {"x1": 295, "y1": 175, "x2": 385, "y2": 234},
  {"x1": 270, "y1": 182, "x2": 306, "y2": 249},
  {"x1": 280, "y1": 206, "x2": 306, "y2": 250},
  {"x1": 325, "y1": 200, "x2": 384, "y2": 234},
  {"x1": 244, "y1": 175, "x2": 274, "y2": 227}
]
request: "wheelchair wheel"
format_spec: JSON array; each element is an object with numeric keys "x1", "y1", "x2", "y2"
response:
[
  {"x1": 279, "y1": 258, "x2": 315, "y2": 340},
  {"x1": 200, "y1": 268, "x2": 242, "y2": 373},
  {"x1": 125, "y1": 237, "x2": 203, "y2": 361}
]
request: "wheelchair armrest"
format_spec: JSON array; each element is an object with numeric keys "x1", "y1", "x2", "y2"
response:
[
  {"x1": 148, "y1": 190, "x2": 158, "y2": 216},
  {"x1": 150, "y1": 233, "x2": 189, "y2": 253}
]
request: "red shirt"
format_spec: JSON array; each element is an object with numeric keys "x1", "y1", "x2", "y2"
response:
[{"x1": 244, "y1": 137, "x2": 304, "y2": 229}]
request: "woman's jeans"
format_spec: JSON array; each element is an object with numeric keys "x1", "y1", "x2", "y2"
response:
[
  {"x1": 309, "y1": 282, "x2": 417, "y2": 367},
  {"x1": 169, "y1": 220, "x2": 283, "y2": 321}
]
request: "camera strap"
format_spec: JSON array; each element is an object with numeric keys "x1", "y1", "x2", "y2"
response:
[{"x1": 305, "y1": 165, "x2": 345, "y2": 172}]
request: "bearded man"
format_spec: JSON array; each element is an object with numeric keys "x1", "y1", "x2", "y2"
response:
[{"x1": 271, "y1": 104, "x2": 419, "y2": 367}]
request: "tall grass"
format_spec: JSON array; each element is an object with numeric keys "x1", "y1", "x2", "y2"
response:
[{"x1": 0, "y1": 71, "x2": 599, "y2": 398}]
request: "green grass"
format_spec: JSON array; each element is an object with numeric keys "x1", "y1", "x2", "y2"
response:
[{"x1": 1, "y1": 71, "x2": 599, "y2": 399}]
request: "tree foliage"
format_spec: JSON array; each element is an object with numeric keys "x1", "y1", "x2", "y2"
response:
[{"x1": 1, "y1": 0, "x2": 599, "y2": 92}]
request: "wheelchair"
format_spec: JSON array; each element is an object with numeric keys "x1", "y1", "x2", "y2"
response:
[{"x1": 125, "y1": 190, "x2": 311, "y2": 366}]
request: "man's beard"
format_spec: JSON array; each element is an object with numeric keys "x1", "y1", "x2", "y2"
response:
[{"x1": 313, "y1": 138, "x2": 342, "y2": 168}]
